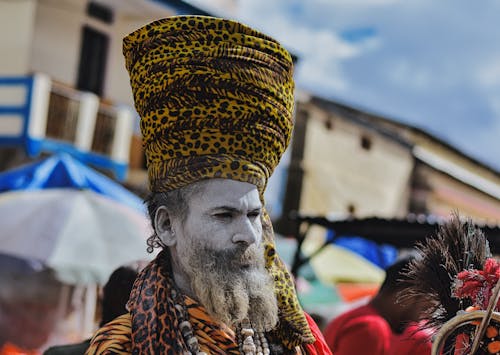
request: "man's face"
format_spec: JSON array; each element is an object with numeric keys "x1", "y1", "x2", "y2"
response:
[
  {"x1": 166, "y1": 179, "x2": 278, "y2": 331},
  {"x1": 174, "y1": 178, "x2": 263, "y2": 252}
]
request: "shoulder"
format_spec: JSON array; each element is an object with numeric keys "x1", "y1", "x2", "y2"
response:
[{"x1": 85, "y1": 314, "x2": 132, "y2": 355}]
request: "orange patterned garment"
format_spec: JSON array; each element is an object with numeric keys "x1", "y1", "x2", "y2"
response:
[
  {"x1": 85, "y1": 309, "x2": 331, "y2": 355},
  {"x1": 85, "y1": 303, "x2": 243, "y2": 355},
  {"x1": 87, "y1": 300, "x2": 259, "y2": 355}
]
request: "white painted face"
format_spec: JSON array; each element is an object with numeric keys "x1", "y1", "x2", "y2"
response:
[
  {"x1": 155, "y1": 179, "x2": 264, "y2": 297},
  {"x1": 172, "y1": 178, "x2": 263, "y2": 251}
]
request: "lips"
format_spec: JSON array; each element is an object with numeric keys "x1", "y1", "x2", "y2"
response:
[{"x1": 235, "y1": 253, "x2": 259, "y2": 270}]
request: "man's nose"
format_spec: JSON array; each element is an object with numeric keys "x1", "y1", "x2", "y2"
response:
[{"x1": 232, "y1": 218, "x2": 260, "y2": 246}]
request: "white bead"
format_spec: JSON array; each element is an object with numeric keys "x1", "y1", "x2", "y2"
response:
[
  {"x1": 241, "y1": 328, "x2": 255, "y2": 337},
  {"x1": 243, "y1": 344, "x2": 256, "y2": 352},
  {"x1": 187, "y1": 337, "x2": 198, "y2": 347}
]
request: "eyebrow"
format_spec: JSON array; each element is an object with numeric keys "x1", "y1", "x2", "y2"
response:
[{"x1": 211, "y1": 206, "x2": 262, "y2": 213}]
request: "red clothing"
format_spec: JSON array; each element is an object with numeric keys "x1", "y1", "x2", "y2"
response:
[
  {"x1": 391, "y1": 323, "x2": 432, "y2": 355},
  {"x1": 304, "y1": 312, "x2": 333, "y2": 355},
  {"x1": 324, "y1": 304, "x2": 392, "y2": 355},
  {"x1": 323, "y1": 304, "x2": 431, "y2": 355}
]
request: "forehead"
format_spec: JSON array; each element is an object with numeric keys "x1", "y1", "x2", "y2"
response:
[{"x1": 187, "y1": 179, "x2": 261, "y2": 210}]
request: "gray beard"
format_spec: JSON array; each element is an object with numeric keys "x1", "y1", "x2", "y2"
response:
[{"x1": 178, "y1": 241, "x2": 279, "y2": 332}]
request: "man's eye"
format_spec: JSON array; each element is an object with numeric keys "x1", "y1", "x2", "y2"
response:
[
  {"x1": 214, "y1": 212, "x2": 232, "y2": 219},
  {"x1": 247, "y1": 211, "x2": 261, "y2": 219}
]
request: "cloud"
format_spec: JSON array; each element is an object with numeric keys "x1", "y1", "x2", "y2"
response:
[{"x1": 477, "y1": 56, "x2": 500, "y2": 88}]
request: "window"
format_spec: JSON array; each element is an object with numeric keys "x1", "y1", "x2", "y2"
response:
[
  {"x1": 87, "y1": 2, "x2": 113, "y2": 24},
  {"x1": 360, "y1": 135, "x2": 372, "y2": 150},
  {"x1": 76, "y1": 26, "x2": 109, "y2": 96}
]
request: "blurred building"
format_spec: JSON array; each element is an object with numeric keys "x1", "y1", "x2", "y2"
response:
[
  {"x1": 275, "y1": 93, "x2": 500, "y2": 235},
  {"x1": 1, "y1": 0, "x2": 498, "y2": 228}
]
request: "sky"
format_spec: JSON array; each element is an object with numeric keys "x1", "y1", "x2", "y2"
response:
[{"x1": 187, "y1": 0, "x2": 500, "y2": 172}]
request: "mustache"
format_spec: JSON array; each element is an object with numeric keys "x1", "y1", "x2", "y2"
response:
[{"x1": 204, "y1": 244, "x2": 264, "y2": 270}]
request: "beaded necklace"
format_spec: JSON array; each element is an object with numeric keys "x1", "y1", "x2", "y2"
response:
[{"x1": 171, "y1": 287, "x2": 271, "y2": 355}]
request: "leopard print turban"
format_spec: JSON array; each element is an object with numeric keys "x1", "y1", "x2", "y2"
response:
[{"x1": 123, "y1": 15, "x2": 294, "y2": 193}]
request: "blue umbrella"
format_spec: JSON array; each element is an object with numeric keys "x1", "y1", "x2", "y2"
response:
[{"x1": 0, "y1": 153, "x2": 145, "y2": 212}]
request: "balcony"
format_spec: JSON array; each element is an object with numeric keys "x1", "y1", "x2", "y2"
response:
[{"x1": 0, "y1": 73, "x2": 134, "y2": 180}]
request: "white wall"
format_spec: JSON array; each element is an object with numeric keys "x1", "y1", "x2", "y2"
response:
[
  {"x1": 0, "y1": 0, "x2": 37, "y2": 75},
  {"x1": 300, "y1": 106, "x2": 414, "y2": 218},
  {"x1": 104, "y1": 17, "x2": 151, "y2": 107},
  {"x1": 31, "y1": 0, "x2": 86, "y2": 85},
  {"x1": 29, "y1": 0, "x2": 176, "y2": 107}
]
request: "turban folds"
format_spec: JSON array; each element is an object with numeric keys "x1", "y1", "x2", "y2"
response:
[{"x1": 123, "y1": 15, "x2": 294, "y2": 193}]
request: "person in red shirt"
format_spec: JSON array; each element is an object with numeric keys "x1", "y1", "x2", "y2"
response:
[{"x1": 323, "y1": 255, "x2": 432, "y2": 355}]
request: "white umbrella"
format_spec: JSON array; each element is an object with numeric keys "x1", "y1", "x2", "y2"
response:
[{"x1": 0, "y1": 188, "x2": 155, "y2": 285}]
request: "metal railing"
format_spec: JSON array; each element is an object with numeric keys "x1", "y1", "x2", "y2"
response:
[
  {"x1": 46, "y1": 86, "x2": 80, "y2": 143},
  {"x1": 91, "y1": 103, "x2": 117, "y2": 156},
  {"x1": 0, "y1": 74, "x2": 132, "y2": 180}
]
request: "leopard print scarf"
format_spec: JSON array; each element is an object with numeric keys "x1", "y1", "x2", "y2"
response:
[{"x1": 127, "y1": 225, "x2": 313, "y2": 354}]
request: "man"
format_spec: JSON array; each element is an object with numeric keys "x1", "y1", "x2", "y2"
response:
[
  {"x1": 43, "y1": 266, "x2": 138, "y2": 355},
  {"x1": 323, "y1": 255, "x2": 432, "y2": 355},
  {"x1": 86, "y1": 15, "x2": 331, "y2": 355}
]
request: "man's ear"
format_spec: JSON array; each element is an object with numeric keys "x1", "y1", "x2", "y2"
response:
[{"x1": 154, "y1": 206, "x2": 177, "y2": 246}]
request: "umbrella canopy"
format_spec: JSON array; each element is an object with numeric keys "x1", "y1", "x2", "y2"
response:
[
  {"x1": 0, "y1": 153, "x2": 145, "y2": 212},
  {"x1": 274, "y1": 236, "x2": 342, "y2": 310},
  {"x1": 302, "y1": 240, "x2": 385, "y2": 285},
  {"x1": 0, "y1": 188, "x2": 154, "y2": 285}
]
